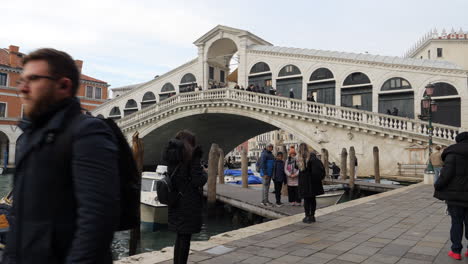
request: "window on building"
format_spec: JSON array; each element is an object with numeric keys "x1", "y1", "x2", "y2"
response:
[
  {"x1": 209, "y1": 66, "x2": 214, "y2": 80},
  {"x1": 265, "y1": 79, "x2": 272, "y2": 87},
  {"x1": 428, "y1": 50, "x2": 431, "y2": 59},
  {"x1": 437, "y1": 48, "x2": 443, "y2": 58},
  {"x1": 86, "y1": 86, "x2": 93, "y2": 98},
  {"x1": 95, "y1": 87, "x2": 102, "y2": 99},
  {"x1": 0, "y1": 103, "x2": 6, "y2": 118},
  {"x1": 220, "y1": 70, "x2": 225, "y2": 83},
  {"x1": 352, "y1": 95, "x2": 362, "y2": 107},
  {"x1": 0, "y1": 73, "x2": 7, "y2": 86}
]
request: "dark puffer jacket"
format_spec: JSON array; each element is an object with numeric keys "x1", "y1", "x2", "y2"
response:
[
  {"x1": 434, "y1": 132, "x2": 468, "y2": 207},
  {"x1": 164, "y1": 140, "x2": 207, "y2": 234},
  {"x1": 298, "y1": 153, "x2": 325, "y2": 198}
]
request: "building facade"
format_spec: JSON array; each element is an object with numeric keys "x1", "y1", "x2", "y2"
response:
[{"x1": 0, "y1": 45, "x2": 110, "y2": 166}]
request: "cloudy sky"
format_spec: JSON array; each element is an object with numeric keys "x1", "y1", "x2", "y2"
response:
[{"x1": 2, "y1": 0, "x2": 467, "y2": 89}]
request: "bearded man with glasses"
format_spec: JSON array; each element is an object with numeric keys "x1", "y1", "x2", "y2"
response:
[{"x1": 2, "y1": 49, "x2": 119, "y2": 264}]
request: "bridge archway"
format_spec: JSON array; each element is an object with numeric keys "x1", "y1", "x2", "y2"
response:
[
  {"x1": 141, "y1": 91, "x2": 156, "y2": 108},
  {"x1": 0, "y1": 130, "x2": 9, "y2": 167},
  {"x1": 124, "y1": 99, "x2": 138, "y2": 116},
  {"x1": 421, "y1": 82, "x2": 461, "y2": 127},
  {"x1": 307, "y1": 67, "x2": 335, "y2": 105},
  {"x1": 248, "y1": 62, "x2": 272, "y2": 90},
  {"x1": 159, "y1": 83, "x2": 176, "y2": 101},
  {"x1": 206, "y1": 38, "x2": 238, "y2": 86},
  {"x1": 277, "y1": 64, "x2": 302, "y2": 99},
  {"x1": 341, "y1": 72, "x2": 373, "y2": 111},
  {"x1": 378, "y1": 77, "x2": 414, "y2": 118},
  {"x1": 180, "y1": 73, "x2": 197, "y2": 93}
]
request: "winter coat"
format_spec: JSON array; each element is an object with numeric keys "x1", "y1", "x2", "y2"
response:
[
  {"x1": 164, "y1": 141, "x2": 208, "y2": 234},
  {"x1": 272, "y1": 160, "x2": 286, "y2": 183},
  {"x1": 259, "y1": 149, "x2": 274, "y2": 177},
  {"x1": 298, "y1": 153, "x2": 325, "y2": 198},
  {"x1": 284, "y1": 157, "x2": 299, "y2": 186},
  {"x1": 3, "y1": 98, "x2": 119, "y2": 264},
  {"x1": 434, "y1": 132, "x2": 468, "y2": 208}
]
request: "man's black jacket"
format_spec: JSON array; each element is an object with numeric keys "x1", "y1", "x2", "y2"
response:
[
  {"x1": 434, "y1": 132, "x2": 468, "y2": 208},
  {"x1": 3, "y1": 98, "x2": 119, "y2": 264}
]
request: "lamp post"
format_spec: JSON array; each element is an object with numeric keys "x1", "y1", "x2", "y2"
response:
[{"x1": 420, "y1": 83, "x2": 438, "y2": 173}]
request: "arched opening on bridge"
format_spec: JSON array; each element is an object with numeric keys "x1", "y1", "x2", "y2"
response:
[
  {"x1": 109, "y1": 106, "x2": 121, "y2": 120},
  {"x1": 141, "y1": 91, "x2": 156, "y2": 108},
  {"x1": 277, "y1": 64, "x2": 302, "y2": 99},
  {"x1": 207, "y1": 38, "x2": 238, "y2": 87},
  {"x1": 248, "y1": 62, "x2": 272, "y2": 91},
  {"x1": 124, "y1": 99, "x2": 138, "y2": 116},
  {"x1": 421, "y1": 82, "x2": 460, "y2": 127},
  {"x1": 307, "y1": 68, "x2": 335, "y2": 105},
  {"x1": 179, "y1": 73, "x2": 197, "y2": 93},
  {"x1": 0, "y1": 131, "x2": 9, "y2": 168},
  {"x1": 341, "y1": 72, "x2": 372, "y2": 111},
  {"x1": 159, "y1": 83, "x2": 176, "y2": 101},
  {"x1": 378, "y1": 77, "x2": 414, "y2": 118}
]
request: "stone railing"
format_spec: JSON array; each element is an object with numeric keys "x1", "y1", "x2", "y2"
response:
[{"x1": 116, "y1": 88, "x2": 460, "y2": 142}]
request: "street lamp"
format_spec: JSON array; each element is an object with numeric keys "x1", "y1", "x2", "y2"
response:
[{"x1": 420, "y1": 83, "x2": 438, "y2": 173}]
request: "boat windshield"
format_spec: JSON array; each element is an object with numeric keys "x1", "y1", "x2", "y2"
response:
[{"x1": 141, "y1": 179, "x2": 153, "y2": 192}]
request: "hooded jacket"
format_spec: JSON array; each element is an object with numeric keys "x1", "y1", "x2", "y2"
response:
[{"x1": 434, "y1": 132, "x2": 468, "y2": 207}]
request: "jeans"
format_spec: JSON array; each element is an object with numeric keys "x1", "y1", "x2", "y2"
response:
[
  {"x1": 304, "y1": 197, "x2": 317, "y2": 217},
  {"x1": 287, "y1": 186, "x2": 301, "y2": 203},
  {"x1": 434, "y1": 167, "x2": 442, "y2": 183},
  {"x1": 273, "y1": 181, "x2": 283, "y2": 204},
  {"x1": 174, "y1": 233, "x2": 192, "y2": 264},
  {"x1": 447, "y1": 205, "x2": 468, "y2": 254},
  {"x1": 262, "y1": 176, "x2": 272, "y2": 203}
]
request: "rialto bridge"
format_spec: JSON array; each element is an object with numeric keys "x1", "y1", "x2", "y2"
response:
[{"x1": 91, "y1": 25, "x2": 467, "y2": 175}]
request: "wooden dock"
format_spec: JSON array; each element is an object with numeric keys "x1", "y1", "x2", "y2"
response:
[{"x1": 323, "y1": 179, "x2": 403, "y2": 193}]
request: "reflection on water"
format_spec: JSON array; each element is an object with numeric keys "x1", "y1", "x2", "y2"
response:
[{"x1": 112, "y1": 203, "x2": 256, "y2": 260}]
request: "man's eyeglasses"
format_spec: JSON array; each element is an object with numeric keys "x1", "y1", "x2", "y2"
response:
[{"x1": 16, "y1": 75, "x2": 58, "y2": 87}]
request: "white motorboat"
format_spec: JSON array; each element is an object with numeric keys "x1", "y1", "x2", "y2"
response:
[
  {"x1": 317, "y1": 190, "x2": 345, "y2": 208},
  {"x1": 140, "y1": 165, "x2": 168, "y2": 229}
]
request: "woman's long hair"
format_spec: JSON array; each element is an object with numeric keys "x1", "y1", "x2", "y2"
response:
[
  {"x1": 175, "y1": 130, "x2": 196, "y2": 163},
  {"x1": 296, "y1": 143, "x2": 310, "y2": 171}
]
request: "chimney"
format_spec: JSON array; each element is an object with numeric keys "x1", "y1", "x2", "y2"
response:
[
  {"x1": 8, "y1": 45, "x2": 19, "y2": 68},
  {"x1": 75, "y1": 60, "x2": 83, "y2": 73}
]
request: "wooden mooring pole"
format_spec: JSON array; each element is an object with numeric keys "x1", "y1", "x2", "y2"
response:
[
  {"x1": 321, "y1": 148, "x2": 329, "y2": 178},
  {"x1": 373, "y1": 146, "x2": 381, "y2": 184},
  {"x1": 349, "y1": 147, "x2": 356, "y2": 189},
  {"x1": 207, "y1": 143, "x2": 220, "y2": 209},
  {"x1": 218, "y1": 148, "x2": 225, "y2": 184},
  {"x1": 340, "y1": 148, "x2": 348, "y2": 180},
  {"x1": 130, "y1": 132, "x2": 143, "y2": 256},
  {"x1": 241, "y1": 149, "x2": 248, "y2": 188}
]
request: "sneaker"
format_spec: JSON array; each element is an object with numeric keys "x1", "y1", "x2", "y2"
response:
[
  {"x1": 261, "y1": 202, "x2": 269, "y2": 207},
  {"x1": 302, "y1": 216, "x2": 309, "y2": 223},
  {"x1": 267, "y1": 202, "x2": 275, "y2": 207},
  {"x1": 275, "y1": 202, "x2": 283, "y2": 207},
  {"x1": 309, "y1": 216, "x2": 316, "y2": 223},
  {"x1": 448, "y1": 251, "x2": 461, "y2": 260}
]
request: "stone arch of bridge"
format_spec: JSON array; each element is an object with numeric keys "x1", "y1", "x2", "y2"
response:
[{"x1": 136, "y1": 108, "x2": 327, "y2": 166}]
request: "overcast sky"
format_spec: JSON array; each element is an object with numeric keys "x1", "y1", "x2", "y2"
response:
[{"x1": 2, "y1": 0, "x2": 467, "y2": 89}]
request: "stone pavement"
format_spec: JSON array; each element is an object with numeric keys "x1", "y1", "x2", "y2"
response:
[{"x1": 166, "y1": 184, "x2": 465, "y2": 264}]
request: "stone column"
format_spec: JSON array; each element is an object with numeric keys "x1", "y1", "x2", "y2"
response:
[
  {"x1": 241, "y1": 149, "x2": 248, "y2": 188},
  {"x1": 321, "y1": 148, "x2": 329, "y2": 178},
  {"x1": 207, "y1": 143, "x2": 220, "y2": 208},
  {"x1": 349, "y1": 147, "x2": 356, "y2": 189},
  {"x1": 340, "y1": 148, "x2": 348, "y2": 180},
  {"x1": 218, "y1": 148, "x2": 225, "y2": 184},
  {"x1": 8, "y1": 142, "x2": 15, "y2": 166},
  {"x1": 373, "y1": 146, "x2": 381, "y2": 184}
]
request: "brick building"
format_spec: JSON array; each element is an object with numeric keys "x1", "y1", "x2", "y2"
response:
[{"x1": 0, "y1": 45, "x2": 110, "y2": 167}]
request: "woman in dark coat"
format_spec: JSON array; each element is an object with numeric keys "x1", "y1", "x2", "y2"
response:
[
  {"x1": 297, "y1": 143, "x2": 325, "y2": 223},
  {"x1": 163, "y1": 130, "x2": 207, "y2": 264}
]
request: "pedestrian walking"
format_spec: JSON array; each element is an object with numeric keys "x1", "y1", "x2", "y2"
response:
[
  {"x1": 392, "y1": 107, "x2": 399, "y2": 116},
  {"x1": 297, "y1": 143, "x2": 325, "y2": 223},
  {"x1": 434, "y1": 132, "x2": 468, "y2": 261},
  {"x1": 163, "y1": 130, "x2": 207, "y2": 264},
  {"x1": 259, "y1": 144, "x2": 275, "y2": 206},
  {"x1": 284, "y1": 146, "x2": 301, "y2": 206},
  {"x1": 289, "y1": 88, "x2": 295, "y2": 99},
  {"x1": 272, "y1": 152, "x2": 287, "y2": 207},
  {"x1": 3, "y1": 49, "x2": 121, "y2": 264},
  {"x1": 330, "y1": 162, "x2": 341, "y2": 179},
  {"x1": 431, "y1": 145, "x2": 444, "y2": 182}
]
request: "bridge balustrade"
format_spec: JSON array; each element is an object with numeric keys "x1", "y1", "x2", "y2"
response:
[{"x1": 115, "y1": 88, "x2": 460, "y2": 142}]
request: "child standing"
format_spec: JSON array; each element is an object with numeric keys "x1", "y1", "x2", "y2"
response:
[
  {"x1": 272, "y1": 152, "x2": 287, "y2": 207},
  {"x1": 284, "y1": 146, "x2": 301, "y2": 206}
]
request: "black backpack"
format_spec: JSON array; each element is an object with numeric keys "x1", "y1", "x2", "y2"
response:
[{"x1": 59, "y1": 114, "x2": 141, "y2": 231}]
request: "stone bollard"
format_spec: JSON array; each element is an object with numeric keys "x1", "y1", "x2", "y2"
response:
[
  {"x1": 340, "y1": 148, "x2": 348, "y2": 180},
  {"x1": 241, "y1": 149, "x2": 248, "y2": 188},
  {"x1": 373, "y1": 146, "x2": 380, "y2": 184},
  {"x1": 349, "y1": 147, "x2": 356, "y2": 189},
  {"x1": 321, "y1": 148, "x2": 329, "y2": 178},
  {"x1": 207, "y1": 143, "x2": 220, "y2": 209},
  {"x1": 218, "y1": 148, "x2": 225, "y2": 184}
]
